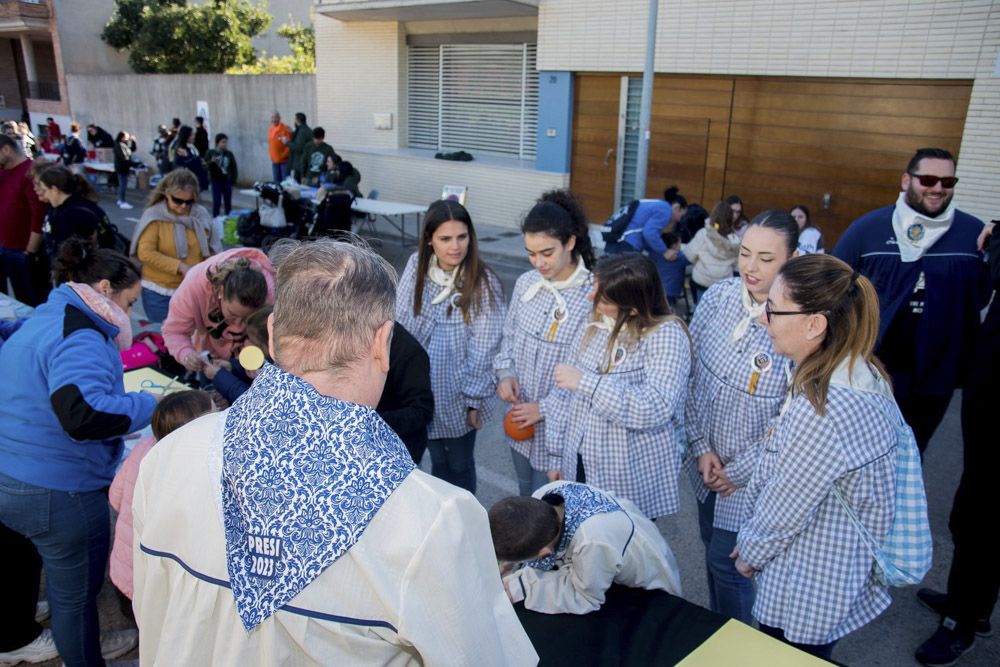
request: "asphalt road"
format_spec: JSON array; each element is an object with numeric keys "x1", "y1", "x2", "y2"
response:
[{"x1": 60, "y1": 188, "x2": 995, "y2": 667}]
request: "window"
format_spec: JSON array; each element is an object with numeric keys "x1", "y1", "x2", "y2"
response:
[{"x1": 408, "y1": 43, "x2": 538, "y2": 160}]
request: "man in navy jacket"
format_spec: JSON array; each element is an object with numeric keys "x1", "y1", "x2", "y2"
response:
[{"x1": 833, "y1": 147, "x2": 989, "y2": 454}]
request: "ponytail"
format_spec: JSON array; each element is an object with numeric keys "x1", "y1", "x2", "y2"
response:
[
  {"x1": 521, "y1": 188, "x2": 595, "y2": 270},
  {"x1": 38, "y1": 164, "x2": 98, "y2": 203},
  {"x1": 53, "y1": 238, "x2": 140, "y2": 291}
]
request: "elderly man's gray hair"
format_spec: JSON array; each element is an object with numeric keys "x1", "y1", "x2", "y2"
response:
[{"x1": 270, "y1": 238, "x2": 397, "y2": 375}]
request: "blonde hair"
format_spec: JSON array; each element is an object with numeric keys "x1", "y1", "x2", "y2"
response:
[
  {"x1": 779, "y1": 254, "x2": 888, "y2": 415},
  {"x1": 146, "y1": 168, "x2": 199, "y2": 209}
]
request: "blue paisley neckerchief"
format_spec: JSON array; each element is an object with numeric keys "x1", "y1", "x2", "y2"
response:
[
  {"x1": 222, "y1": 363, "x2": 415, "y2": 631},
  {"x1": 524, "y1": 483, "x2": 622, "y2": 571}
]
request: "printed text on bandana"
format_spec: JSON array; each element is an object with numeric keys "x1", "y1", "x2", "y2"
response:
[{"x1": 248, "y1": 533, "x2": 283, "y2": 578}]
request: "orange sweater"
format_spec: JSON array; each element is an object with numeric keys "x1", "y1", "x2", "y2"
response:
[{"x1": 269, "y1": 123, "x2": 292, "y2": 163}]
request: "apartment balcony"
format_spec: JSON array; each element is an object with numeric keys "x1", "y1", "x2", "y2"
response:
[{"x1": 0, "y1": 0, "x2": 51, "y2": 34}]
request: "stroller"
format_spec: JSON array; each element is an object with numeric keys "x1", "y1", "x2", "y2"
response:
[{"x1": 236, "y1": 182, "x2": 315, "y2": 252}]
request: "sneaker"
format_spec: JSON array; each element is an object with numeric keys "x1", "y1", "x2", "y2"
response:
[
  {"x1": 101, "y1": 629, "x2": 138, "y2": 660},
  {"x1": 0, "y1": 628, "x2": 60, "y2": 666},
  {"x1": 917, "y1": 588, "x2": 992, "y2": 637},
  {"x1": 117, "y1": 201, "x2": 134, "y2": 210},
  {"x1": 916, "y1": 618, "x2": 977, "y2": 666},
  {"x1": 34, "y1": 599, "x2": 50, "y2": 623}
]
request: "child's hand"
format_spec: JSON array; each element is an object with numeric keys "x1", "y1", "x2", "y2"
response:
[
  {"x1": 497, "y1": 376, "x2": 520, "y2": 403},
  {"x1": 553, "y1": 364, "x2": 582, "y2": 392},
  {"x1": 510, "y1": 402, "x2": 542, "y2": 427},
  {"x1": 203, "y1": 361, "x2": 226, "y2": 381},
  {"x1": 182, "y1": 351, "x2": 207, "y2": 372}
]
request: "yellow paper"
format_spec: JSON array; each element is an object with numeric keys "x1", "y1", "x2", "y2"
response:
[
  {"x1": 677, "y1": 620, "x2": 831, "y2": 667},
  {"x1": 123, "y1": 368, "x2": 189, "y2": 396}
]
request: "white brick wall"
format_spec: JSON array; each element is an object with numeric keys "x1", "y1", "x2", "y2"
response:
[
  {"x1": 537, "y1": 0, "x2": 996, "y2": 78},
  {"x1": 340, "y1": 148, "x2": 568, "y2": 230}
]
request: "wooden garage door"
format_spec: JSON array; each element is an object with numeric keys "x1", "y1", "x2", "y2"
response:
[
  {"x1": 571, "y1": 74, "x2": 972, "y2": 245},
  {"x1": 726, "y1": 78, "x2": 972, "y2": 243}
]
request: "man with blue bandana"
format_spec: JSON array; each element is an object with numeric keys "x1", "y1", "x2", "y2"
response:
[{"x1": 132, "y1": 239, "x2": 537, "y2": 666}]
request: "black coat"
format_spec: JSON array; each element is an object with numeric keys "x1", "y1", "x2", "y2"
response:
[
  {"x1": 88, "y1": 126, "x2": 114, "y2": 148},
  {"x1": 377, "y1": 322, "x2": 434, "y2": 465},
  {"x1": 194, "y1": 126, "x2": 209, "y2": 156}
]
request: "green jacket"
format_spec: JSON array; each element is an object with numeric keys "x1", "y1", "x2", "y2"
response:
[
  {"x1": 302, "y1": 142, "x2": 339, "y2": 186},
  {"x1": 205, "y1": 148, "x2": 238, "y2": 183},
  {"x1": 288, "y1": 123, "x2": 312, "y2": 178}
]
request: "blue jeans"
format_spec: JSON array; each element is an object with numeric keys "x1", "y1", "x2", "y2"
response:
[
  {"x1": 697, "y1": 492, "x2": 755, "y2": 624},
  {"x1": 511, "y1": 449, "x2": 549, "y2": 496},
  {"x1": 141, "y1": 287, "x2": 171, "y2": 324},
  {"x1": 271, "y1": 161, "x2": 290, "y2": 182},
  {"x1": 116, "y1": 171, "x2": 128, "y2": 202},
  {"x1": 211, "y1": 180, "x2": 233, "y2": 217},
  {"x1": 427, "y1": 430, "x2": 477, "y2": 493},
  {"x1": 0, "y1": 472, "x2": 110, "y2": 667}
]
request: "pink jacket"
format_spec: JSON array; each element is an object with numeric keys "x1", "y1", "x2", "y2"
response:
[
  {"x1": 109, "y1": 436, "x2": 157, "y2": 599},
  {"x1": 162, "y1": 247, "x2": 276, "y2": 363}
]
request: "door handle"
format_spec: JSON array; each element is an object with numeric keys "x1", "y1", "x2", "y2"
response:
[{"x1": 603, "y1": 148, "x2": 615, "y2": 167}]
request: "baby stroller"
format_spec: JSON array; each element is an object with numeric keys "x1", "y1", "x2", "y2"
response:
[{"x1": 238, "y1": 182, "x2": 311, "y2": 252}]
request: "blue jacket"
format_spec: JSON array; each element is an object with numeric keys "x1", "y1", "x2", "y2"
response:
[
  {"x1": 0, "y1": 285, "x2": 156, "y2": 492},
  {"x1": 608, "y1": 199, "x2": 671, "y2": 256},
  {"x1": 833, "y1": 205, "x2": 989, "y2": 397}
]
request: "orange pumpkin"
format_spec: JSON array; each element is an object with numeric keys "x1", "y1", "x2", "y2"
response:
[{"x1": 504, "y1": 411, "x2": 535, "y2": 441}]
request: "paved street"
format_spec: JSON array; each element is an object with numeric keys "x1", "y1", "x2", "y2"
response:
[{"x1": 77, "y1": 187, "x2": 999, "y2": 666}]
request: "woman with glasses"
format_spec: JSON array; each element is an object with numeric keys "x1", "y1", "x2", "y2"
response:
[
  {"x1": 161, "y1": 247, "x2": 275, "y2": 377},
  {"x1": 734, "y1": 254, "x2": 900, "y2": 661},
  {"x1": 682, "y1": 210, "x2": 798, "y2": 624},
  {"x1": 130, "y1": 169, "x2": 220, "y2": 323}
]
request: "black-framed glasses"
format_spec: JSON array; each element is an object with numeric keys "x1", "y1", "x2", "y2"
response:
[
  {"x1": 907, "y1": 173, "x2": 959, "y2": 188},
  {"x1": 168, "y1": 194, "x2": 196, "y2": 207},
  {"x1": 764, "y1": 303, "x2": 811, "y2": 324}
]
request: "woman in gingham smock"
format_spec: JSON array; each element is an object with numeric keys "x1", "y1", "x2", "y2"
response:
[
  {"x1": 395, "y1": 200, "x2": 506, "y2": 494},
  {"x1": 495, "y1": 190, "x2": 595, "y2": 496},
  {"x1": 683, "y1": 211, "x2": 800, "y2": 623},
  {"x1": 735, "y1": 254, "x2": 898, "y2": 661},
  {"x1": 545, "y1": 253, "x2": 691, "y2": 519}
]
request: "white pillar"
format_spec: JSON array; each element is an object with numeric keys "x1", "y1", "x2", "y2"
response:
[{"x1": 20, "y1": 34, "x2": 38, "y2": 93}]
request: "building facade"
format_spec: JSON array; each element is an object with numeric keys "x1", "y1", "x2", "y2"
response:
[{"x1": 314, "y1": 0, "x2": 1000, "y2": 238}]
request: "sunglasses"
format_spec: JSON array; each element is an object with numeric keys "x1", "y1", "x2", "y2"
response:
[
  {"x1": 168, "y1": 194, "x2": 196, "y2": 207},
  {"x1": 908, "y1": 173, "x2": 959, "y2": 189},
  {"x1": 764, "y1": 303, "x2": 813, "y2": 324}
]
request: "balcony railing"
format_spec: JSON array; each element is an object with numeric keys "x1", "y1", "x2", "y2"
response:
[{"x1": 27, "y1": 79, "x2": 59, "y2": 100}]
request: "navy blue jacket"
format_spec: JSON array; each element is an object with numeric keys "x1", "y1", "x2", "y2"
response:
[
  {"x1": 0, "y1": 285, "x2": 156, "y2": 492},
  {"x1": 833, "y1": 205, "x2": 989, "y2": 397}
]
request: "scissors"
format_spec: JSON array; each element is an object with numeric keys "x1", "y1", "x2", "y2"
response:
[{"x1": 140, "y1": 377, "x2": 178, "y2": 395}]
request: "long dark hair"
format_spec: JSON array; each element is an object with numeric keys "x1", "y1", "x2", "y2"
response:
[
  {"x1": 585, "y1": 253, "x2": 688, "y2": 370},
  {"x1": 521, "y1": 189, "x2": 595, "y2": 270},
  {"x1": 413, "y1": 199, "x2": 497, "y2": 324},
  {"x1": 747, "y1": 209, "x2": 799, "y2": 256}
]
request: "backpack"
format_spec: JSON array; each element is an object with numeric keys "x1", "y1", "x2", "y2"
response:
[
  {"x1": 832, "y1": 393, "x2": 932, "y2": 587},
  {"x1": 600, "y1": 199, "x2": 642, "y2": 245},
  {"x1": 97, "y1": 217, "x2": 129, "y2": 255}
]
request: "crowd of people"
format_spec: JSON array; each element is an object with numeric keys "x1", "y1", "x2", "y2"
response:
[{"x1": 0, "y1": 130, "x2": 996, "y2": 667}]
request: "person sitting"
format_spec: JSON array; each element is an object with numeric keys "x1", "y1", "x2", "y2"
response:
[
  {"x1": 301, "y1": 127, "x2": 339, "y2": 187},
  {"x1": 490, "y1": 480, "x2": 682, "y2": 615},
  {"x1": 132, "y1": 238, "x2": 537, "y2": 665}
]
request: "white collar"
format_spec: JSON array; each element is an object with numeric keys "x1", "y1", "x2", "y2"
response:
[
  {"x1": 427, "y1": 255, "x2": 462, "y2": 305},
  {"x1": 520, "y1": 256, "x2": 590, "y2": 315},
  {"x1": 731, "y1": 284, "x2": 766, "y2": 342},
  {"x1": 891, "y1": 192, "x2": 955, "y2": 263}
]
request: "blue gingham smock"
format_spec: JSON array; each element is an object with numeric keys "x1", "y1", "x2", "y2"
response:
[
  {"x1": 395, "y1": 253, "x2": 507, "y2": 440},
  {"x1": 494, "y1": 270, "x2": 594, "y2": 471},
  {"x1": 736, "y1": 361, "x2": 897, "y2": 645},
  {"x1": 545, "y1": 319, "x2": 692, "y2": 518},
  {"x1": 683, "y1": 278, "x2": 789, "y2": 531}
]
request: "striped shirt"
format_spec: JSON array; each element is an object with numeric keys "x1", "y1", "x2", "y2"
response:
[
  {"x1": 545, "y1": 319, "x2": 691, "y2": 518},
  {"x1": 683, "y1": 278, "x2": 789, "y2": 531},
  {"x1": 395, "y1": 253, "x2": 506, "y2": 440},
  {"x1": 494, "y1": 270, "x2": 594, "y2": 470}
]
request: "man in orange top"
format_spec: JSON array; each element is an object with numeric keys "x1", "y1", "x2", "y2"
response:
[{"x1": 268, "y1": 111, "x2": 292, "y2": 182}]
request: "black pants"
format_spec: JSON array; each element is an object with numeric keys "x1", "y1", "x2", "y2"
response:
[
  {"x1": 943, "y1": 338, "x2": 1000, "y2": 634},
  {"x1": 0, "y1": 522, "x2": 43, "y2": 651},
  {"x1": 895, "y1": 392, "x2": 952, "y2": 455}
]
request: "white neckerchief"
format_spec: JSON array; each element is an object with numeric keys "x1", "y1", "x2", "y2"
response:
[
  {"x1": 427, "y1": 255, "x2": 462, "y2": 305},
  {"x1": 520, "y1": 256, "x2": 590, "y2": 315},
  {"x1": 829, "y1": 355, "x2": 895, "y2": 400},
  {"x1": 891, "y1": 192, "x2": 955, "y2": 263},
  {"x1": 731, "y1": 285, "x2": 767, "y2": 342},
  {"x1": 587, "y1": 314, "x2": 628, "y2": 372},
  {"x1": 587, "y1": 313, "x2": 617, "y2": 332}
]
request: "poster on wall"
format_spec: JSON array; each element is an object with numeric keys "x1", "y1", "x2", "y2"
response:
[{"x1": 196, "y1": 101, "x2": 210, "y2": 135}]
